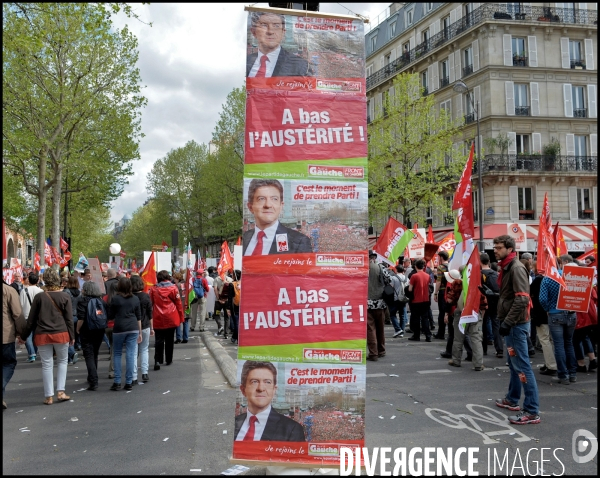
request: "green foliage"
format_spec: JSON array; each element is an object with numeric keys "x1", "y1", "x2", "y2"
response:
[
  {"x1": 2, "y1": 2, "x2": 146, "y2": 257},
  {"x1": 118, "y1": 200, "x2": 175, "y2": 259},
  {"x1": 368, "y1": 73, "x2": 467, "y2": 228}
]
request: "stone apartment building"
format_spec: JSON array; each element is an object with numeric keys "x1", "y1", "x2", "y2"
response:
[{"x1": 366, "y1": 2, "x2": 597, "y2": 253}]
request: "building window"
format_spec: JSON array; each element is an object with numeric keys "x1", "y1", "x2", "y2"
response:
[
  {"x1": 422, "y1": 29, "x2": 429, "y2": 44},
  {"x1": 384, "y1": 53, "x2": 391, "y2": 66},
  {"x1": 577, "y1": 188, "x2": 592, "y2": 218},
  {"x1": 512, "y1": 37, "x2": 528, "y2": 66},
  {"x1": 572, "y1": 86, "x2": 587, "y2": 117},
  {"x1": 515, "y1": 134, "x2": 532, "y2": 169},
  {"x1": 463, "y1": 47, "x2": 473, "y2": 77},
  {"x1": 371, "y1": 34, "x2": 378, "y2": 52},
  {"x1": 506, "y1": 3, "x2": 522, "y2": 15},
  {"x1": 444, "y1": 196, "x2": 454, "y2": 225},
  {"x1": 402, "y1": 42, "x2": 410, "y2": 61},
  {"x1": 406, "y1": 8, "x2": 414, "y2": 26},
  {"x1": 574, "y1": 135, "x2": 588, "y2": 170},
  {"x1": 464, "y1": 95, "x2": 475, "y2": 124},
  {"x1": 442, "y1": 16, "x2": 450, "y2": 39},
  {"x1": 569, "y1": 40, "x2": 585, "y2": 68},
  {"x1": 518, "y1": 187, "x2": 534, "y2": 219},
  {"x1": 390, "y1": 21, "x2": 397, "y2": 38},
  {"x1": 514, "y1": 84, "x2": 529, "y2": 116},
  {"x1": 421, "y1": 70, "x2": 429, "y2": 95},
  {"x1": 366, "y1": 64, "x2": 374, "y2": 77},
  {"x1": 440, "y1": 59, "x2": 449, "y2": 87},
  {"x1": 516, "y1": 134, "x2": 531, "y2": 154},
  {"x1": 425, "y1": 3, "x2": 433, "y2": 13}
]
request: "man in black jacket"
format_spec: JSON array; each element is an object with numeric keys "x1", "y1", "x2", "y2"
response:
[
  {"x1": 246, "y1": 12, "x2": 314, "y2": 78},
  {"x1": 234, "y1": 361, "x2": 305, "y2": 442}
]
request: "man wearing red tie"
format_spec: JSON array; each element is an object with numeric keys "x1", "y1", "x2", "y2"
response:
[
  {"x1": 246, "y1": 12, "x2": 314, "y2": 78},
  {"x1": 243, "y1": 179, "x2": 313, "y2": 256},
  {"x1": 234, "y1": 361, "x2": 306, "y2": 442}
]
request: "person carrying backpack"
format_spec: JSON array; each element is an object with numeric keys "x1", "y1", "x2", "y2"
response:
[
  {"x1": 76, "y1": 280, "x2": 108, "y2": 391},
  {"x1": 480, "y1": 252, "x2": 503, "y2": 357}
]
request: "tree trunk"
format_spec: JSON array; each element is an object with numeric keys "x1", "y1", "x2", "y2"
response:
[
  {"x1": 51, "y1": 163, "x2": 63, "y2": 261},
  {"x1": 37, "y1": 156, "x2": 48, "y2": 267}
]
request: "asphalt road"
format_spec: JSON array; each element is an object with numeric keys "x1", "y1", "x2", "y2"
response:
[{"x1": 3, "y1": 313, "x2": 598, "y2": 475}]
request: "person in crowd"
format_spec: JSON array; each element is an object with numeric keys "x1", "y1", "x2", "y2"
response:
[
  {"x1": 424, "y1": 262, "x2": 436, "y2": 332},
  {"x1": 441, "y1": 268, "x2": 472, "y2": 362},
  {"x1": 367, "y1": 251, "x2": 388, "y2": 360},
  {"x1": 210, "y1": 267, "x2": 228, "y2": 337},
  {"x1": 150, "y1": 270, "x2": 184, "y2": 370},
  {"x1": 19, "y1": 272, "x2": 44, "y2": 363},
  {"x1": 388, "y1": 266, "x2": 407, "y2": 338},
  {"x1": 25, "y1": 269, "x2": 74, "y2": 405},
  {"x1": 493, "y1": 235, "x2": 540, "y2": 425},
  {"x1": 204, "y1": 269, "x2": 215, "y2": 322},
  {"x1": 107, "y1": 277, "x2": 141, "y2": 391},
  {"x1": 407, "y1": 259, "x2": 432, "y2": 342},
  {"x1": 63, "y1": 276, "x2": 81, "y2": 364},
  {"x1": 530, "y1": 267, "x2": 557, "y2": 376},
  {"x1": 480, "y1": 253, "x2": 503, "y2": 358},
  {"x1": 433, "y1": 251, "x2": 450, "y2": 340},
  {"x1": 131, "y1": 275, "x2": 153, "y2": 383},
  {"x1": 173, "y1": 272, "x2": 189, "y2": 344},
  {"x1": 60, "y1": 270, "x2": 69, "y2": 289},
  {"x1": 3, "y1": 279, "x2": 28, "y2": 409},
  {"x1": 520, "y1": 259, "x2": 537, "y2": 354},
  {"x1": 395, "y1": 265, "x2": 409, "y2": 335},
  {"x1": 229, "y1": 270, "x2": 242, "y2": 343},
  {"x1": 190, "y1": 269, "x2": 209, "y2": 333},
  {"x1": 521, "y1": 252, "x2": 534, "y2": 281},
  {"x1": 573, "y1": 281, "x2": 597, "y2": 373},
  {"x1": 403, "y1": 257, "x2": 413, "y2": 277},
  {"x1": 104, "y1": 267, "x2": 119, "y2": 379},
  {"x1": 10, "y1": 272, "x2": 24, "y2": 295},
  {"x1": 76, "y1": 281, "x2": 107, "y2": 391},
  {"x1": 540, "y1": 254, "x2": 578, "y2": 385}
]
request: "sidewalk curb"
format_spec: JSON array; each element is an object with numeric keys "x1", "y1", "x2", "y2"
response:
[{"x1": 200, "y1": 332, "x2": 237, "y2": 387}]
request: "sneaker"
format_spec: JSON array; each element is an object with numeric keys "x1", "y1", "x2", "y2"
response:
[
  {"x1": 473, "y1": 365, "x2": 485, "y2": 371},
  {"x1": 440, "y1": 352, "x2": 452, "y2": 359},
  {"x1": 181, "y1": 340, "x2": 188, "y2": 344},
  {"x1": 569, "y1": 376, "x2": 577, "y2": 383},
  {"x1": 588, "y1": 359, "x2": 598, "y2": 372},
  {"x1": 448, "y1": 360, "x2": 461, "y2": 367},
  {"x1": 495, "y1": 398, "x2": 521, "y2": 411},
  {"x1": 132, "y1": 380, "x2": 138, "y2": 385},
  {"x1": 142, "y1": 374, "x2": 149, "y2": 382},
  {"x1": 108, "y1": 372, "x2": 115, "y2": 379},
  {"x1": 539, "y1": 366, "x2": 557, "y2": 376},
  {"x1": 26, "y1": 355, "x2": 36, "y2": 363},
  {"x1": 190, "y1": 327, "x2": 195, "y2": 332},
  {"x1": 154, "y1": 363, "x2": 161, "y2": 371},
  {"x1": 124, "y1": 383, "x2": 133, "y2": 391},
  {"x1": 528, "y1": 349, "x2": 536, "y2": 357},
  {"x1": 110, "y1": 383, "x2": 122, "y2": 391},
  {"x1": 556, "y1": 377, "x2": 570, "y2": 385},
  {"x1": 576, "y1": 365, "x2": 588, "y2": 373},
  {"x1": 508, "y1": 411, "x2": 540, "y2": 425},
  {"x1": 464, "y1": 356, "x2": 473, "y2": 362},
  {"x1": 366, "y1": 356, "x2": 378, "y2": 361},
  {"x1": 174, "y1": 339, "x2": 182, "y2": 344},
  {"x1": 72, "y1": 352, "x2": 78, "y2": 364}
]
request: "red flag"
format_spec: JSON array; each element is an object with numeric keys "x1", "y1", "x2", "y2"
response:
[
  {"x1": 217, "y1": 241, "x2": 234, "y2": 280},
  {"x1": 372, "y1": 217, "x2": 411, "y2": 265},
  {"x1": 34, "y1": 251, "x2": 41, "y2": 271},
  {"x1": 161, "y1": 241, "x2": 169, "y2": 252},
  {"x1": 44, "y1": 242, "x2": 52, "y2": 266},
  {"x1": 452, "y1": 142, "x2": 475, "y2": 240},
  {"x1": 60, "y1": 237, "x2": 69, "y2": 252},
  {"x1": 460, "y1": 246, "x2": 482, "y2": 327},
  {"x1": 536, "y1": 193, "x2": 552, "y2": 273},
  {"x1": 119, "y1": 250, "x2": 126, "y2": 258},
  {"x1": 542, "y1": 228, "x2": 566, "y2": 288},
  {"x1": 50, "y1": 246, "x2": 61, "y2": 266},
  {"x1": 60, "y1": 250, "x2": 71, "y2": 268},
  {"x1": 555, "y1": 227, "x2": 567, "y2": 257},
  {"x1": 131, "y1": 259, "x2": 138, "y2": 273},
  {"x1": 427, "y1": 224, "x2": 434, "y2": 243},
  {"x1": 236, "y1": 236, "x2": 242, "y2": 246},
  {"x1": 140, "y1": 252, "x2": 157, "y2": 293}
]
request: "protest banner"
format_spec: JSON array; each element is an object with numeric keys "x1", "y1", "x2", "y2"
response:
[
  {"x1": 87, "y1": 258, "x2": 106, "y2": 295},
  {"x1": 556, "y1": 264, "x2": 594, "y2": 313},
  {"x1": 233, "y1": 6, "x2": 367, "y2": 467}
]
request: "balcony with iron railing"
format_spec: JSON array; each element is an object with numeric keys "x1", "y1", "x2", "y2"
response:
[
  {"x1": 464, "y1": 113, "x2": 476, "y2": 124},
  {"x1": 571, "y1": 59, "x2": 587, "y2": 69},
  {"x1": 513, "y1": 55, "x2": 528, "y2": 67},
  {"x1": 462, "y1": 64, "x2": 474, "y2": 77},
  {"x1": 573, "y1": 108, "x2": 588, "y2": 118},
  {"x1": 366, "y1": 4, "x2": 597, "y2": 91},
  {"x1": 515, "y1": 106, "x2": 530, "y2": 116},
  {"x1": 477, "y1": 154, "x2": 598, "y2": 173},
  {"x1": 440, "y1": 76, "x2": 450, "y2": 88}
]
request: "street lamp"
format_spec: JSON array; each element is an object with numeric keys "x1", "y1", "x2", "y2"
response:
[{"x1": 453, "y1": 79, "x2": 485, "y2": 252}]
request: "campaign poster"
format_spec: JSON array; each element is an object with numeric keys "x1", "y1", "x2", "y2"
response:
[
  {"x1": 234, "y1": 7, "x2": 367, "y2": 467},
  {"x1": 556, "y1": 264, "x2": 594, "y2": 313}
]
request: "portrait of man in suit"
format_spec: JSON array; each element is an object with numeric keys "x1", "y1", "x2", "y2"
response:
[
  {"x1": 235, "y1": 361, "x2": 306, "y2": 442},
  {"x1": 246, "y1": 12, "x2": 314, "y2": 78},
  {"x1": 243, "y1": 179, "x2": 313, "y2": 256}
]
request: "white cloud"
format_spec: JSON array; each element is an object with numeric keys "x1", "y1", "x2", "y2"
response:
[{"x1": 109, "y1": 3, "x2": 388, "y2": 224}]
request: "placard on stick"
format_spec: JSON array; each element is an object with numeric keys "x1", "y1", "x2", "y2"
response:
[{"x1": 556, "y1": 264, "x2": 594, "y2": 313}]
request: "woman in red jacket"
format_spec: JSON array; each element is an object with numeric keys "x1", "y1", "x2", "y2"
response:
[{"x1": 149, "y1": 270, "x2": 184, "y2": 371}]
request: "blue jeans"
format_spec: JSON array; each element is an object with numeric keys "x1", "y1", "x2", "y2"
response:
[
  {"x1": 176, "y1": 318, "x2": 189, "y2": 341},
  {"x1": 3, "y1": 343, "x2": 17, "y2": 397},
  {"x1": 25, "y1": 329, "x2": 37, "y2": 357},
  {"x1": 133, "y1": 328, "x2": 151, "y2": 379},
  {"x1": 504, "y1": 322, "x2": 539, "y2": 414},
  {"x1": 548, "y1": 311, "x2": 577, "y2": 379},
  {"x1": 388, "y1": 301, "x2": 403, "y2": 332},
  {"x1": 112, "y1": 331, "x2": 139, "y2": 385}
]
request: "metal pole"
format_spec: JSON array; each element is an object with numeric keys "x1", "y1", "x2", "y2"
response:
[{"x1": 475, "y1": 96, "x2": 484, "y2": 252}]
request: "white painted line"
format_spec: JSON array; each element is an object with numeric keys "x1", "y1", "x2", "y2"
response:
[
  {"x1": 417, "y1": 369, "x2": 453, "y2": 374},
  {"x1": 366, "y1": 373, "x2": 387, "y2": 378}
]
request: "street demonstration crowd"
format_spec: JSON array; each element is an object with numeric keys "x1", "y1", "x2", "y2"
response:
[
  {"x1": 366, "y1": 234, "x2": 597, "y2": 426},
  {"x1": 3, "y1": 265, "x2": 241, "y2": 408}
]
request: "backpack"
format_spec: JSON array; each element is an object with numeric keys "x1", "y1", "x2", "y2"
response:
[
  {"x1": 481, "y1": 269, "x2": 500, "y2": 310},
  {"x1": 232, "y1": 281, "x2": 241, "y2": 306},
  {"x1": 218, "y1": 282, "x2": 230, "y2": 303},
  {"x1": 193, "y1": 278, "x2": 205, "y2": 298},
  {"x1": 86, "y1": 298, "x2": 107, "y2": 330},
  {"x1": 380, "y1": 266, "x2": 395, "y2": 306}
]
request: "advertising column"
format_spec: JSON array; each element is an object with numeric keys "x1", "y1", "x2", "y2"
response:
[{"x1": 232, "y1": 7, "x2": 368, "y2": 466}]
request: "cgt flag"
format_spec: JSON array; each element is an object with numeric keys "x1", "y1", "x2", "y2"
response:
[
  {"x1": 217, "y1": 241, "x2": 234, "y2": 280},
  {"x1": 555, "y1": 226, "x2": 567, "y2": 257},
  {"x1": 372, "y1": 217, "x2": 412, "y2": 266},
  {"x1": 541, "y1": 227, "x2": 566, "y2": 288},
  {"x1": 141, "y1": 252, "x2": 157, "y2": 293},
  {"x1": 449, "y1": 143, "x2": 475, "y2": 270},
  {"x1": 458, "y1": 246, "x2": 482, "y2": 333}
]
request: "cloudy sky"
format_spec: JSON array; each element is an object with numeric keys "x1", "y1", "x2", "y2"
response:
[{"x1": 109, "y1": 2, "x2": 388, "y2": 225}]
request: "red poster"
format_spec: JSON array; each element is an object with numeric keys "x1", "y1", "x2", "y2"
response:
[
  {"x1": 245, "y1": 91, "x2": 366, "y2": 164},
  {"x1": 557, "y1": 264, "x2": 594, "y2": 312}
]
